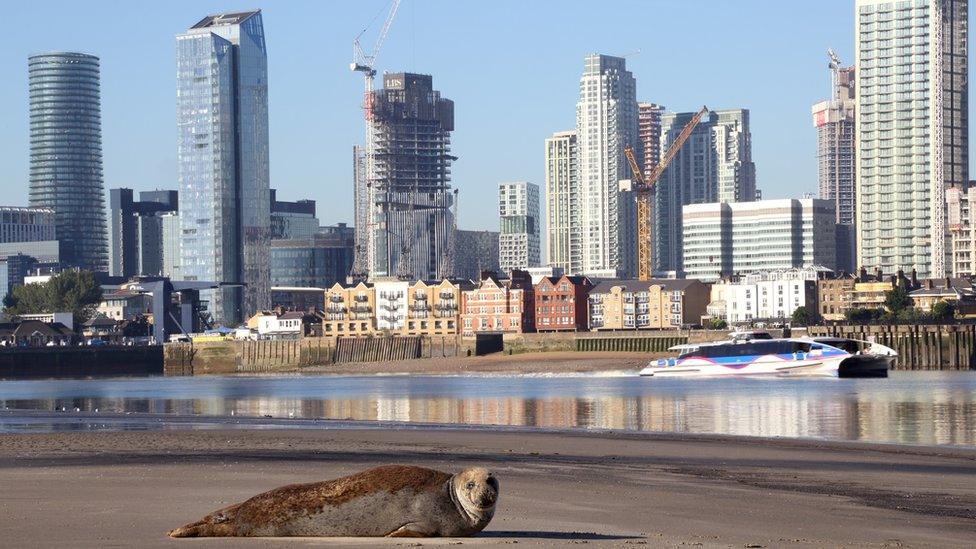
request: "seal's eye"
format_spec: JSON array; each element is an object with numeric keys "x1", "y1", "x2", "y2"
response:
[{"x1": 466, "y1": 481, "x2": 475, "y2": 489}]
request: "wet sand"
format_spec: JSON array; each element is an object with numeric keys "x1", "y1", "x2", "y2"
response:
[
  {"x1": 300, "y1": 351, "x2": 652, "y2": 375},
  {"x1": 1, "y1": 426, "x2": 974, "y2": 547}
]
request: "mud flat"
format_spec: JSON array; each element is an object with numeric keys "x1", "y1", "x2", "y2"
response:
[
  {"x1": 0, "y1": 425, "x2": 974, "y2": 547},
  {"x1": 300, "y1": 351, "x2": 650, "y2": 375}
]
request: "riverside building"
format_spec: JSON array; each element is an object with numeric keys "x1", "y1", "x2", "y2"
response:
[
  {"x1": 498, "y1": 182, "x2": 540, "y2": 272},
  {"x1": 28, "y1": 52, "x2": 108, "y2": 272},
  {"x1": 177, "y1": 10, "x2": 271, "y2": 324},
  {"x1": 682, "y1": 198, "x2": 838, "y2": 282},
  {"x1": 855, "y1": 0, "x2": 969, "y2": 278}
]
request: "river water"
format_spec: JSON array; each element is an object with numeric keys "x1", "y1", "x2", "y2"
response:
[{"x1": 1, "y1": 371, "x2": 975, "y2": 446}]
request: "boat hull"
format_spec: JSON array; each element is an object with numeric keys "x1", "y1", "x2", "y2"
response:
[{"x1": 639, "y1": 356, "x2": 844, "y2": 377}]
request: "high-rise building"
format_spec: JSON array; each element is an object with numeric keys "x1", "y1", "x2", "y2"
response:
[
  {"x1": 270, "y1": 189, "x2": 319, "y2": 240},
  {"x1": 498, "y1": 182, "x2": 540, "y2": 272},
  {"x1": 108, "y1": 188, "x2": 178, "y2": 278},
  {"x1": 454, "y1": 230, "x2": 500, "y2": 281},
  {"x1": 351, "y1": 145, "x2": 368, "y2": 278},
  {"x1": 544, "y1": 130, "x2": 579, "y2": 274},
  {"x1": 270, "y1": 224, "x2": 355, "y2": 289},
  {"x1": 28, "y1": 52, "x2": 108, "y2": 272},
  {"x1": 638, "y1": 102, "x2": 665, "y2": 172},
  {"x1": 655, "y1": 109, "x2": 757, "y2": 273},
  {"x1": 177, "y1": 10, "x2": 271, "y2": 324},
  {"x1": 0, "y1": 207, "x2": 56, "y2": 244},
  {"x1": 813, "y1": 55, "x2": 856, "y2": 227},
  {"x1": 855, "y1": 0, "x2": 968, "y2": 278},
  {"x1": 576, "y1": 54, "x2": 640, "y2": 279},
  {"x1": 682, "y1": 198, "x2": 838, "y2": 282},
  {"x1": 365, "y1": 73, "x2": 455, "y2": 280},
  {"x1": 161, "y1": 212, "x2": 182, "y2": 281}
]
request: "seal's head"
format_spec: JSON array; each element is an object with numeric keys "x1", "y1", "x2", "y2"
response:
[{"x1": 451, "y1": 467, "x2": 499, "y2": 525}]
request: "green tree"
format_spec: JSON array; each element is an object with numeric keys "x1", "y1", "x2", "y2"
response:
[
  {"x1": 791, "y1": 306, "x2": 811, "y2": 326},
  {"x1": 883, "y1": 285, "x2": 912, "y2": 314},
  {"x1": 708, "y1": 318, "x2": 728, "y2": 330},
  {"x1": 930, "y1": 300, "x2": 955, "y2": 321},
  {"x1": 4, "y1": 270, "x2": 103, "y2": 327}
]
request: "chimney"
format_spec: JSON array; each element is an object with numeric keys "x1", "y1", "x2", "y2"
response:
[
  {"x1": 874, "y1": 266, "x2": 882, "y2": 281},
  {"x1": 947, "y1": 277, "x2": 953, "y2": 290},
  {"x1": 911, "y1": 268, "x2": 918, "y2": 287},
  {"x1": 859, "y1": 266, "x2": 867, "y2": 282}
]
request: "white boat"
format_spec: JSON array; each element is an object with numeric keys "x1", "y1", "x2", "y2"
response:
[{"x1": 639, "y1": 334, "x2": 895, "y2": 378}]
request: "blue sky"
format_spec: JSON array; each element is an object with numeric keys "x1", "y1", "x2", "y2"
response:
[{"x1": 0, "y1": 1, "x2": 971, "y2": 231}]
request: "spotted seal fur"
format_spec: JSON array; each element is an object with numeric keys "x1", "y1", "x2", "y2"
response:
[{"x1": 168, "y1": 465, "x2": 498, "y2": 538}]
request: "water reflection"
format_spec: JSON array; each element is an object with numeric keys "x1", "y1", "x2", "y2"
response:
[{"x1": 1, "y1": 372, "x2": 975, "y2": 446}]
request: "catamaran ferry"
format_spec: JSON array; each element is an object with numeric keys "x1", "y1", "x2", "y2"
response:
[{"x1": 639, "y1": 332, "x2": 895, "y2": 378}]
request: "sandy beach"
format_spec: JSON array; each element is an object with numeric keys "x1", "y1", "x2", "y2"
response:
[
  {"x1": 1, "y1": 424, "x2": 974, "y2": 548},
  {"x1": 299, "y1": 351, "x2": 652, "y2": 375}
]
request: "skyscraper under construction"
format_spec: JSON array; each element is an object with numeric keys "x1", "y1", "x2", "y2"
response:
[{"x1": 358, "y1": 72, "x2": 456, "y2": 280}]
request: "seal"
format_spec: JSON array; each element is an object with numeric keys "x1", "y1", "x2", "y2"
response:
[{"x1": 168, "y1": 464, "x2": 498, "y2": 538}]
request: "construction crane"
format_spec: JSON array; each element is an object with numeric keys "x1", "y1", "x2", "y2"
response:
[
  {"x1": 622, "y1": 105, "x2": 709, "y2": 280},
  {"x1": 349, "y1": 0, "x2": 402, "y2": 280}
]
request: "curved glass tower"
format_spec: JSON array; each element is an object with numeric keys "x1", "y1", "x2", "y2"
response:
[{"x1": 28, "y1": 52, "x2": 108, "y2": 272}]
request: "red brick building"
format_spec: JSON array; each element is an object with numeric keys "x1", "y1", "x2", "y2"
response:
[
  {"x1": 534, "y1": 275, "x2": 593, "y2": 331},
  {"x1": 461, "y1": 271, "x2": 535, "y2": 336}
]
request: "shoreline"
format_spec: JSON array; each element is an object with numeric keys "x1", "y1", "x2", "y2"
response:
[
  {"x1": 1, "y1": 426, "x2": 975, "y2": 547},
  {"x1": 293, "y1": 351, "x2": 652, "y2": 375}
]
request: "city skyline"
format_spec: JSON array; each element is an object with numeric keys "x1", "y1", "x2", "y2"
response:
[{"x1": 4, "y1": 1, "x2": 965, "y2": 234}]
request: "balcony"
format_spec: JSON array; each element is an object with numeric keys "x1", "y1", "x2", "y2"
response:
[
  {"x1": 435, "y1": 303, "x2": 458, "y2": 312},
  {"x1": 413, "y1": 293, "x2": 428, "y2": 301},
  {"x1": 440, "y1": 291, "x2": 455, "y2": 299},
  {"x1": 354, "y1": 295, "x2": 369, "y2": 303},
  {"x1": 410, "y1": 302, "x2": 431, "y2": 312},
  {"x1": 329, "y1": 295, "x2": 344, "y2": 303},
  {"x1": 326, "y1": 305, "x2": 346, "y2": 314},
  {"x1": 382, "y1": 304, "x2": 401, "y2": 312},
  {"x1": 350, "y1": 304, "x2": 371, "y2": 314}
]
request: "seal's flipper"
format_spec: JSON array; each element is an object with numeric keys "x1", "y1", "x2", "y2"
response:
[
  {"x1": 386, "y1": 523, "x2": 431, "y2": 537},
  {"x1": 168, "y1": 506, "x2": 240, "y2": 537}
]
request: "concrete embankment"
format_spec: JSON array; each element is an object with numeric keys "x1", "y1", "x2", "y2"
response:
[{"x1": 0, "y1": 346, "x2": 163, "y2": 379}]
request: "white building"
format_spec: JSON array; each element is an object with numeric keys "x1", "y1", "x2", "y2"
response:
[
  {"x1": 855, "y1": 0, "x2": 968, "y2": 279},
  {"x1": 498, "y1": 182, "x2": 540, "y2": 272},
  {"x1": 947, "y1": 183, "x2": 976, "y2": 276},
  {"x1": 576, "y1": 54, "x2": 639, "y2": 279},
  {"x1": 256, "y1": 311, "x2": 303, "y2": 338},
  {"x1": 718, "y1": 267, "x2": 825, "y2": 324},
  {"x1": 544, "y1": 130, "x2": 579, "y2": 274},
  {"x1": 683, "y1": 199, "x2": 838, "y2": 282},
  {"x1": 373, "y1": 278, "x2": 409, "y2": 332}
]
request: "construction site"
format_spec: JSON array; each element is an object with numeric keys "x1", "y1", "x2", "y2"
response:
[{"x1": 349, "y1": 0, "x2": 458, "y2": 282}]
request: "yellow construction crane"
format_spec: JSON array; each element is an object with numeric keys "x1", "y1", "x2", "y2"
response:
[{"x1": 622, "y1": 105, "x2": 709, "y2": 280}]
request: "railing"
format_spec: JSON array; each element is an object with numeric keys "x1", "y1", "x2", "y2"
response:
[{"x1": 329, "y1": 295, "x2": 344, "y2": 303}]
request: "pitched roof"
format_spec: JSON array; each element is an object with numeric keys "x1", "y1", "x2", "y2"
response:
[{"x1": 590, "y1": 278, "x2": 701, "y2": 294}]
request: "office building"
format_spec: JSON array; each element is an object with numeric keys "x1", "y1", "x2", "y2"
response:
[
  {"x1": 108, "y1": 188, "x2": 178, "y2": 278},
  {"x1": 28, "y1": 52, "x2": 108, "y2": 272},
  {"x1": 544, "y1": 130, "x2": 579, "y2": 274},
  {"x1": 813, "y1": 54, "x2": 856, "y2": 226},
  {"x1": 364, "y1": 73, "x2": 455, "y2": 280},
  {"x1": 0, "y1": 207, "x2": 55, "y2": 244},
  {"x1": 498, "y1": 182, "x2": 540, "y2": 272},
  {"x1": 269, "y1": 224, "x2": 355, "y2": 288},
  {"x1": 177, "y1": 10, "x2": 271, "y2": 324},
  {"x1": 576, "y1": 54, "x2": 639, "y2": 278},
  {"x1": 655, "y1": 109, "x2": 757, "y2": 273},
  {"x1": 454, "y1": 230, "x2": 500, "y2": 281},
  {"x1": 682, "y1": 198, "x2": 838, "y2": 281},
  {"x1": 270, "y1": 189, "x2": 319, "y2": 240},
  {"x1": 855, "y1": 0, "x2": 968, "y2": 278}
]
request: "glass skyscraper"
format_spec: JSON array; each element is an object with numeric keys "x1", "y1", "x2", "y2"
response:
[
  {"x1": 28, "y1": 52, "x2": 108, "y2": 272},
  {"x1": 177, "y1": 10, "x2": 271, "y2": 325}
]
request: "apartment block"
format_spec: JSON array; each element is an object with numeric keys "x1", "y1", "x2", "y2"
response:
[
  {"x1": 855, "y1": 0, "x2": 968, "y2": 278},
  {"x1": 460, "y1": 271, "x2": 535, "y2": 336},
  {"x1": 498, "y1": 182, "x2": 540, "y2": 272},
  {"x1": 534, "y1": 275, "x2": 593, "y2": 332},
  {"x1": 588, "y1": 279, "x2": 710, "y2": 331},
  {"x1": 544, "y1": 130, "x2": 579, "y2": 274}
]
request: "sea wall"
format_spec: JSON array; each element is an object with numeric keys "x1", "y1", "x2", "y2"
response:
[
  {"x1": 0, "y1": 346, "x2": 163, "y2": 379},
  {"x1": 809, "y1": 324, "x2": 976, "y2": 370}
]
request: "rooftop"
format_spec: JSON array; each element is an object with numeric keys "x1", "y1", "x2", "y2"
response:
[{"x1": 191, "y1": 10, "x2": 260, "y2": 29}]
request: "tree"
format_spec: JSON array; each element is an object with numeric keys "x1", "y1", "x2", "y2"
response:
[
  {"x1": 791, "y1": 306, "x2": 811, "y2": 326},
  {"x1": 884, "y1": 285, "x2": 912, "y2": 314},
  {"x1": 930, "y1": 300, "x2": 955, "y2": 321},
  {"x1": 708, "y1": 318, "x2": 728, "y2": 330},
  {"x1": 845, "y1": 307, "x2": 884, "y2": 323},
  {"x1": 4, "y1": 270, "x2": 103, "y2": 327}
]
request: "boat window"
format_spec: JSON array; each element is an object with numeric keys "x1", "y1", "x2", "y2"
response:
[{"x1": 694, "y1": 341, "x2": 812, "y2": 358}]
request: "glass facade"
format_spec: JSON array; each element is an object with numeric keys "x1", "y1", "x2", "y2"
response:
[
  {"x1": 0, "y1": 207, "x2": 56, "y2": 244},
  {"x1": 28, "y1": 52, "x2": 107, "y2": 272},
  {"x1": 270, "y1": 238, "x2": 354, "y2": 289},
  {"x1": 177, "y1": 11, "x2": 271, "y2": 325}
]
